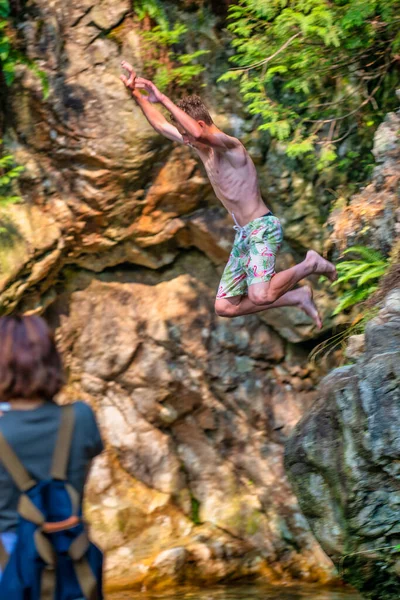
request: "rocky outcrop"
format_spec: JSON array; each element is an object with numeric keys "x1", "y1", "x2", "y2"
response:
[
  {"x1": 327, "y1": 110, "x2": 400, "y2": 254},
  {"x1": 284, "y1": 106, "x2": 400, "y2": 599},
  {"x1": 0, "y1": 0, "x2": 342, "y2": 589},
  {"x1": 49, "y1": 267, "x2": 333, "y2": 589},
  {"x1": 285, "y1": 289, "x2": 400, "y2": 600}
]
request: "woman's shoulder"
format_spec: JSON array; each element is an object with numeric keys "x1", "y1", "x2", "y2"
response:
[
  {"x1": 70, "y1": 401, "x2": 103, "y2": 455},
  {"x1": 70, "y1": 401, "x2": 100, "y2": 432},
  {"x1": 71, "y1": 400, "x2": 96, "y2": 419}
]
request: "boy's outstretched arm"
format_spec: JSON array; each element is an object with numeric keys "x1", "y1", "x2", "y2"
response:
[
  {"x1": 121, "y1": 61, "x2": 207, "y2": 139},
  {"x1": 133, "y1": 75, "x2": 244, "y2": 154},
  {"x1": 132, "y1": 73, "x2": 246, "y2": 162},
  {"x1": 121, "y1": 61, "x2": 245, "y2": 164},
  {"x1": 120, "y1": 61, "x2": 184, "y2": 144}
]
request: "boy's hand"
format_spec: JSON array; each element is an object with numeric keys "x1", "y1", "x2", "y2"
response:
[
  {"x1": 120, "y1": 60, "x2": 163, "y2": 103},
  {"x1": 133, "y1": 77, "x2": 163, "y2": 104},
  {"x1": 120, "y1": 61, "x2": 137, "y2": 91}
]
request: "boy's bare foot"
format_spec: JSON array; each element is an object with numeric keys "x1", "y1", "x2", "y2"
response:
[
  {"x1": 294, "y1": 286, "x2": 322, "y2": 329},
  {"x1": 306, "y1": 250, "x2": 337, "y2": 282}
]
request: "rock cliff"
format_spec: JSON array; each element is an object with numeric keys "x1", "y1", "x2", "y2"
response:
[
  {"x1": 286, "y1": 288, "x2": 400, "y2": 600},
  {"x1": 327, "y1": 109, "x2": 400, "y2": 254},
  {"x1": 285, "y1": 109, "x2": 400, "y2": 600},
  {"x1": 49, "y1": 268, "x2": 332, "y2": 589},
  {"x1": 1, "y1": 0, "x2": 398, "y2": 592},
  {"x1": 0, "y1": 0, "x2": 339, "y2": 589},
  {"x1": 0, "y1": 0, "x2": 336, "y2": 335}
]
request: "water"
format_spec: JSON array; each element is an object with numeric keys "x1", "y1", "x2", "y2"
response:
[{"x1": 110, "y1": 584, "x2": 361, "y2": 600}]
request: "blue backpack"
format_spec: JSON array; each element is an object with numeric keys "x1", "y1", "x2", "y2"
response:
[{"x1": 0, "y1": 405, "x2": 103, "y2": 600}]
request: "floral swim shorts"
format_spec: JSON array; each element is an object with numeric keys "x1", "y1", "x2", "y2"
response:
[{"x1": 217, "y1": 214, "x2": 283, "y2": 299}]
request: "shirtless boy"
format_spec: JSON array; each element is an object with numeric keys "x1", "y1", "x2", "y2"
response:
[{"x1": 121, "y1": 61, "x2": 337, "y2": 328}]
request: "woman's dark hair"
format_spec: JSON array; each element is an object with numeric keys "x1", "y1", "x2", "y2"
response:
[
  {"x1": 174, "y1": 94, "x2": 213, "y2": 125},
  {"x1": 0, "y1": 315, "x2": 64, "y2": 402}
]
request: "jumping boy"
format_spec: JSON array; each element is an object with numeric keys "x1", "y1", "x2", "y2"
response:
[{"x1": 121, "y1": 61, "x2": 337, "y2": 328}]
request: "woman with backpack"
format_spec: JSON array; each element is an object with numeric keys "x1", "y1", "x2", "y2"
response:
[{"x1": 0, "y1": 315, "x2": 104, "y2": 599}]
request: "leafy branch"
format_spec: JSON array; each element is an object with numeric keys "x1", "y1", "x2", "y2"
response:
[
  {"x1": 219, "y1": 0, "x2": 400, "y2": 166},
  {"x1": 332, "y1": 246, "x2": 389, "y2": 316},
  {"x1": 132, "y1": 0, "x2": 209, "y2": 92},
  {"x1": 229, "y1": 32, "x2": 302, "y2": 72}
]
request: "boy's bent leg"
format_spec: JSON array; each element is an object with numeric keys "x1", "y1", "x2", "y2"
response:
[
  {"x1": 215, "y1": 294, "x2": 243, "y2": 317},
  {"x1": 215, "y1": 286, "x2": 322, "y2": 327},
  {"x1": 248, "y1": 250, "x2": 337, "y2": 306}
]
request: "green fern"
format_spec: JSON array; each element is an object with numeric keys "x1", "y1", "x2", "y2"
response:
[
  {"x1": 0, "y1": 140, "x2": 24, "y2": 207},
  {"x1": 134, "y1": 0, "x2": 169, "y2": 31},
  {"x1": 333, "y1": 286, "x2": 378, "y2": 315},
  {"x1": 332, "y1": 246, "x2": 388, "y2": 316},
  {"x1": 341, "y1": 245, "x2": 385, "y2": 262},
  {"x1": 133, "y1": 2, "x2": 209, "y2": 92}
]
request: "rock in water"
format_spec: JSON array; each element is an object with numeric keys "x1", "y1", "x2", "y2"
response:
[{"x1": 285, "y1": 289, "x2": 400, "y2": 600}]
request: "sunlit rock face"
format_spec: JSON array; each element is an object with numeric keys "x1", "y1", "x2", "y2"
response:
[
  {"x1": 1, "y1": 0, "x2": 398, "y2": 592},
  {"x1": 286, "y1": 289, "x2": 400, "y2": 600},
  {"x1": 0, "y1": 0, "x2": 337, "y2": 332},
  {"x1": 49, "y1": 268, "x2": 332, "y2": 589}
]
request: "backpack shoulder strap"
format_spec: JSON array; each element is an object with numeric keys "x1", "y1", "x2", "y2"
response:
[
  {"x1": 0, "y1": 430, "x2": 36, "y2": 492},
  {"x1": 51, "y1": 404, "x2": 75, "y2": 481},
  {"x1": 0, "y1": 536, "x2": 9, "y2": 570}
]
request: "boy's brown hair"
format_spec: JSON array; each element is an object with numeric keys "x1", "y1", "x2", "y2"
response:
[
  {"x1": 173, "y1": 94, "x2": 213, "y2": 125},
  {"x1": 0, "y1": 315, "x2": 64, "y2": 402}
]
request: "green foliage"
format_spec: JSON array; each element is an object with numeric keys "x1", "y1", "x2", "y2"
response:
[
  {"x1": 133, "y1": 1, "x2": 209, "y2": 91},
  {"x1": 17, "y1": 53, "x2": 50, "y2": 99},
  {"x1": 0, "y1": 140, "x2": 23, "y2": 207},
  {"x1": 0, "y1": 0, "x2": 49, "y2": 96},
  {"x1": 332, "y1": 246, "x2": 389, "y2": 315},
  {"x1": 134, "y1": 0, "x2": 169, "y2": 31},
  {"x1": 311, "y1": 245, "x2": 390, "y2": 364},
  {"x1": 0, "y1": 0, "x2": 16, "y2": 85},
  {"x1": 220, "y1": 0, "x2": 400, "y2": 165},
  {"x1": 190, "y1": 495, "x2": 201, "y2": 525}
]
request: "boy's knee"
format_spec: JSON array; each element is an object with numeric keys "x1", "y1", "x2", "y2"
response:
[
  {"x1": 249, "y1": 287, "x2": 277, "y2": 306},
  {"x1": 215, "y1": 299, "x2": 237, "y2": 317}
]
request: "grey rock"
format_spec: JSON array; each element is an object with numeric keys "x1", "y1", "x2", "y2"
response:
[{"x1": 286, "y1": 287, "x2": 400, "y2": 600}]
